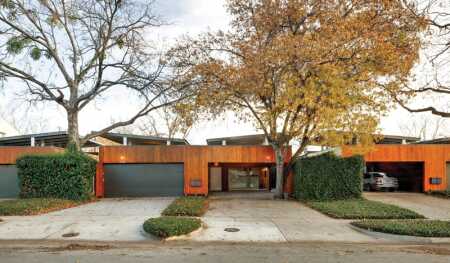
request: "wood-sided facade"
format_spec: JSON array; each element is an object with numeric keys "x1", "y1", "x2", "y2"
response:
[{"x1": 96, "y1": 145, "x2": 292, "y2": 197}]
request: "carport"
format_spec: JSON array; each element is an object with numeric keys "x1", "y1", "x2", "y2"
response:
[
  {"x1": 366, "y1": 162, "x2": 424, "y2": 192},
  {"x1": 342, "y1": 144, "x2": 450, "y2": 192}
]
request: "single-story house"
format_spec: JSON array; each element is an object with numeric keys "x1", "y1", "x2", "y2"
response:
[
  {"x1": 0, "y1": 133, "x2": 290, "y2": 198},
  {"x1": 1, "y1": 132, "x2": 449, "y2": 199}
]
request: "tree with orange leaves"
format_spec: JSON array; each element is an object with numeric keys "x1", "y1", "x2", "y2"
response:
[{"x1": 169, "y1": 0, "x2": 425, "y2": 198}]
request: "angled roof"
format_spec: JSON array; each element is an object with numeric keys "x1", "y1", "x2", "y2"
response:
[
  {"x1": 102, "y1": 132, "x2": 189, "y2": 145},
  {"x1": 206, "y1": 133, "x2": 421, "y2": 146},
  {"x1": 0, "y1": 131, "x2": 189, "y2": 146},
  {"x1": 207, "y1": 134, "x2": 267, "y2": 145},
  {"x1": 375, "y1": 134, "x2": 420, "y2": 144},
  {"x1": 0, "y1": 131, "x2": 71, "y2": 146},
  {"x1": 414, "y1": 137, "x2": 450, "y2": 144}
]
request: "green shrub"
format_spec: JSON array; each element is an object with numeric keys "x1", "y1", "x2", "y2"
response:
[
  {"x1": 162, "y1": 197, "x2": 208, "y2": 217},
  {"x1": 352, "y1": 219, "x2": 450, "y2": 237},
  {"x1": 0, "y1": 198, "x2": 86, "y2": 216},
  {"x1": 293, "y1": 153, "x2": 364, "y2": 201},
  {"x1": 16, "y1": 151, "x2": 96, "y2": 200},
  {"x1": 306, "y1": 199, "x2": 425, "y2": 219},
  {"x1": 143, "y1": 216, "x2": 202, "y2": 238}
]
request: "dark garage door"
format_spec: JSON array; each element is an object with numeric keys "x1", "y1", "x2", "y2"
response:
[
  {"x1": 0, "y1": 165, "x2": 20, "y2": 198},
  {"x1": 366, "y1": 162, "x2": 424, "y2": 192},
  {"x1": 104, "y1": 164, "x2": 184, "y2": 197}
]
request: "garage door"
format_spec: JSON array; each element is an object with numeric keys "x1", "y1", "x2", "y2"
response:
[
  {"x1": 0, "y1": 165, "x2": 20, "y2": 198},
  {"x1": 104, "y1": 164, "x2": 184, "y2": 197}
]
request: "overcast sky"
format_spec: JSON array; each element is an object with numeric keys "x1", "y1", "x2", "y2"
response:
[{"x1": 1, "y1": 0, "x2": 449, "y2": 144}]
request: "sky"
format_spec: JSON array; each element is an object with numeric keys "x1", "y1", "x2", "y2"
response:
[{"x1": 1, "y1": 0, "x2": 449, "y2": 144}]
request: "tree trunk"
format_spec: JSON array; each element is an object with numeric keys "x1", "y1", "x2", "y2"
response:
[
  {"x1": 67, "y1": 109, "x2": 81, "y2": 151},
  {"x1": 274, "y1": 145, "x2": 285, "y2": 199}
]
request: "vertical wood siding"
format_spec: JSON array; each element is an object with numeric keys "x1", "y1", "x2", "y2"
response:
[
  {"x1": 342, "y1": 145, "x2": 450, "y2": 192},
  {"x1": 97, "y1": 145, "x2": 292, "y2": 196},
  {"x1": 0, "y1": 147, "x2": 63, "y2": 164}
]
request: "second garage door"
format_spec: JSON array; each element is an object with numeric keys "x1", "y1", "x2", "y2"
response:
[
  {"x1": 0, "y1": 165, "x2": 20, "y2": 198},
  {"x1": 104, "y1": 164, "x2": 184, "y2": 197}
]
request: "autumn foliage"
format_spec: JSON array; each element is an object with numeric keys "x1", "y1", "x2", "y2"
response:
[{"x1": 170, "y1": 0, "x2": 424, "y2": 197}]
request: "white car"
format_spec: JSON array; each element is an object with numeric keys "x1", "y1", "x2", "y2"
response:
[{"x1": 363, "y1": 172, "x2": 399, "y2": 192}]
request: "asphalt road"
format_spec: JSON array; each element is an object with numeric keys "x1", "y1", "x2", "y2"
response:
[{"x1": 1, "y1": 241, "x2": 450, "y2": 263}]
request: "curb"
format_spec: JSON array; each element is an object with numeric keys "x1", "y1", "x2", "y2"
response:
[{"x1": 349, "y1": 224, "x2": 450, "y2": 244}]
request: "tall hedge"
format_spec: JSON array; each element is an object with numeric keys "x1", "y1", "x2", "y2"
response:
[
  {"x1": 293, "y1": 153, "x2": 364, "y2": 201},
  {"x1": 16, "y1": 152, "x2": 97, "y2": 200}
]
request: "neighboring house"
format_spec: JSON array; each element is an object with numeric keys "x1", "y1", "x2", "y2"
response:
[{"x1": 342, "y1": 134, "x2": 450, "y2": 194}]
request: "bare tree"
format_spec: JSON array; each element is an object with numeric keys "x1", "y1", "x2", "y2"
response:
[
  {"x1": 0, "y1": 0, "x2": 193, "y2": 149},
  {"x1": 393, "y1": 1, "x2": 450, "y2": 119},
  {"x1": 398, "y1": 113, "x2": 449, "y2": 140},
  {"x1": 136, "y1": 106, "x2": 193, "y2": 139}
]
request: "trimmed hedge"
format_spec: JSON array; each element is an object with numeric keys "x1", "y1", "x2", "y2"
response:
[
  {"x1": 352, "y1": 219, "x2": 450, "y2": 237},
  {"x1": 294, "y1": 153, "x2": 364, "y2": 201},
  {"x1": 162, "y1": 197, "x2": 208, "y2": 217},
  {"x1": 306, "y1": 199, "x2": 425, "y2": 219},
  {"x1": 0, "y1": 198, "x2": 87, "y2": 216},
  {"x1": 143, "y1": 217, "x2": 202, "y2": 238},
  {"x1": 16, "y1": 152, "x2": 96, "y2": 200}
]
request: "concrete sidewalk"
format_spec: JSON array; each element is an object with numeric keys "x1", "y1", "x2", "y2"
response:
[
  {"x1": 0, "y1": 198, "x2": 173, "y2": 241},
  {"x1": 184, "y1": 199, "x2": 380, "y2": 242}
]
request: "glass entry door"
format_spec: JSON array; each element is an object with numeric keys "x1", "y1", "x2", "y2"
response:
[{"x1": 228, "y1": 168, "x2": 260, "y2": 191}]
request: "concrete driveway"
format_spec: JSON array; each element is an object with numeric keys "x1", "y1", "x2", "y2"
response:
[
  {"x1": 185, "y1": 199, "x2": 378, "y2": 242},
  {"x1": 365, "y1": 192, "x2": 450, "y2": 219},
  {"x1": 0, "y1": 198, "x2": 174, "y2": 241}
]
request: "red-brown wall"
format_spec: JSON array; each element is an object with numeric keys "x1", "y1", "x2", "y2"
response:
[
  {"x1": 0, "y1": 147, "x2": 63, "y2": 164},
  {"x1": 342, "y1": 145, "x2": 450, "y2": 192},
  {"x1": 96, "y1": 145, "x2": 292, "y2": 197}
]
